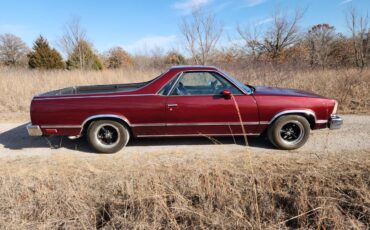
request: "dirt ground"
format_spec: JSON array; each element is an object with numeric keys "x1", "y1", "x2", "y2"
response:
[{"x1": 0, "y1": 115, "x2": 369, "y2": 159}]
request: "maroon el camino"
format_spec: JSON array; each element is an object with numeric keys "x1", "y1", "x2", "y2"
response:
[{"x1": 27, "y1": 66, "x2": 343, "y2": 153}]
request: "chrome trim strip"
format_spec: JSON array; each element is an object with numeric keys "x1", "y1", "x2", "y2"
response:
[
  {"x1": 77, "y1": 114, "x2": 132, "y2": 135},
  {"x1": 41, "y1": 125, "x2": 81, "y2": 129},
  {"x1": 132, "y1": 123, "x2": 166, "y2": 127},
  {"x1": 166, "y1": 122, "x2": 260, "y2": 126},
  {"x1": 260, "y1": 118, "x2": 325, "y2": 126},
  {"x1": 217, "y1": 70, "x2": 251, "y2": 95},
  {"x1": 171, "y1": 65, "x2": 218, "y2": 69},
  {"x1": 37, "y1": 121, "x2": 261, "y2": 130},
  {"x1": 156, "y1": 72, "x2": 182, "y2": 95},
  {"x1": 42, "y1": 117, "x2": 278, "y2": 134},
  {"x1": 81, "y1": 114, "x2": 132, "y2": 127},
  {"x1": 163, "y1": 94, "x2": 243, "y2": 97},
  {"x1": 33, "y1": 94, "x2": 157, "y2": 101},
  {"x1": 269, "y1": 110, "x2": 317, "y2": 124},
  {"x1": 167, "y1": 104, "x2": 178, "y2": 107},
  {"x1": 167, "y1": 72, "x2": 184, "y2": 96},
  {"x1": 136, "y1": 133, "x2": 260, "y2": 137},
  {"x1": 131, "y1": 122, "x2": 261, "y2": 127}
]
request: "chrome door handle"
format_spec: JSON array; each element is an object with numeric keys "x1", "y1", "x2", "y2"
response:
[{"x1": 167, "y1": 104, "x2": 178, "y2": 107}]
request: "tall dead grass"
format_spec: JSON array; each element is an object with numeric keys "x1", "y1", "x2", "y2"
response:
[
  {"x1": 0, "y1": 67, "x2": 369, "y2": 121},
  {"x1": 0, "y1": 150, "x2": 368, "y2": 229}
]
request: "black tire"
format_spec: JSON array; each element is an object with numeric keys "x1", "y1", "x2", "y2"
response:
[
  {"x1": 87, "y1": 120, "x2": 130, "y2": 153},
  {"x1": 268, "y1": 115, "x2": 310, "y2": 150}
]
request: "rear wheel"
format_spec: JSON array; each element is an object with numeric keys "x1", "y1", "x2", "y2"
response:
[
  {"x1": 87, "y1": 120, "x2": 130, "y2": 153},
  {"x1": 268, "y1": 115, "x2": 310, "y2": 150}
]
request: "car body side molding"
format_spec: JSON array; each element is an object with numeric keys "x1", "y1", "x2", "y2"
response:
[
  {"x1": 79, "y1": 114, "x2": 132, "y2": 134},
  {"x1": 268, "y1": 110, "x2": 317, "y2": 124}
]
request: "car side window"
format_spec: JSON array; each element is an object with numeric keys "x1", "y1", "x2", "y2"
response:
[{"x1": 170, "y1": 71, "x2": 242, "y2": 96}]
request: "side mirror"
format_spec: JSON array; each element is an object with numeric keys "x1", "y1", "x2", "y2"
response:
[{"x1": 221, "y1": 89, "x2": 231, "y2": 99}]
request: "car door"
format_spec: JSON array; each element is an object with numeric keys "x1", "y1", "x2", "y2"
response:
[{"x1": 164, "y1": 71, "x2": 259, "y2": 136}]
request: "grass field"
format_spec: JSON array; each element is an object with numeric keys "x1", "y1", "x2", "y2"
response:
[
  {"x1": 0, "y1": 67, "x2": 369, "y2": 122},
  {"x1": 0, "y1": 67, "x2": 369, "y2": 229},
  {"x1": 0, "y1": 150, "x2": 368, "y2": 229}
]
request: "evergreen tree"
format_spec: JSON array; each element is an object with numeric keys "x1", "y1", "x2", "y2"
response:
[
  {"x1": 28, "y1": 36, "x2": 64, "y2": 69},
  {"x1": 66, "y1": 40, "x2": 102, "y2": 70}
]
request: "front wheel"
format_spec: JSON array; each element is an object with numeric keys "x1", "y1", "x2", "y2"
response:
[
  {"x1": 268, "y1": 115, "x2": 310, "y2": 150},
  {"x1": 87, "y1": 120, "x2": 130, "y2": 153}
]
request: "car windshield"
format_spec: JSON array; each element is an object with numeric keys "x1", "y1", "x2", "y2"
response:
[{"x1": 220, "y1": 71, "x2": 254, "y2": 94}]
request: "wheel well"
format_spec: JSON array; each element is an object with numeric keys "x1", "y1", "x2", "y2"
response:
[
  {"x1": 271, "y1": 113, "x2": 316, "y2": 129},
  {"x1": 81, "y1": 117, "x2": 131, "y2": 136}
]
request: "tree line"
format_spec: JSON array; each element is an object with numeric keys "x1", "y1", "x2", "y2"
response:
[{"x1": 0, "y1": 6, "x2": 369, "y2": 71}]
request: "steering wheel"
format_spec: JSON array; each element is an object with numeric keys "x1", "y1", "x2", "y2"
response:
[
  {"x1": 175, "y1": 82, "x2": 187, "y2": 95},
  {"x1": 210, "y1": 80, "x2": 218, "y2": 93},
  {"x1": 211, "y1": 80, "x2": 227, "y2": 94}
]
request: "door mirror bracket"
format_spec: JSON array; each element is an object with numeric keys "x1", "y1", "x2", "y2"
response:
[{"x1": 221, "y1": 89, "x2": 231, "y2": 99}]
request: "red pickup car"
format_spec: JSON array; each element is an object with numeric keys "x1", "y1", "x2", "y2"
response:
[{"x1": 27, "y1": 66, "x2": 342, "y2": 153}]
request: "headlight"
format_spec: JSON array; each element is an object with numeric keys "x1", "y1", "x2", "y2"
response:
[{"x1": 332, "y1": 100, "x2": 338, "y2": 115}]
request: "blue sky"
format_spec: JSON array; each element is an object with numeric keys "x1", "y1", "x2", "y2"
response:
[{"x1": 0, "y1": 0, "x2": 369, "y2": 54}]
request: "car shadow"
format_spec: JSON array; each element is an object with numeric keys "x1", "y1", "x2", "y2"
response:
[
  {"x1": 0, "y1": 123, "x2": 93, "y2": 153},
  {"x1": 0, "y1": 123, "x2": 275, "y2": 154},
  {"x1": 128, "y1": 136, "x2": 274, "y2": 149}
]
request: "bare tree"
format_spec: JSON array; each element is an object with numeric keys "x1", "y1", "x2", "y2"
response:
[
  {"x1": 59, "y1": 17, "x2": 99, "y2": 69},
  {"x1": 264, "y1": 8, "x2": 305, "y2": 60},
  {"x1": 59, "y1": 17, "x2": 87, "y2": 57},
  {"x1": 237, "y1": 7, "x2": 305, "y2": 61},
  {"x1": 0, "y1": 33, "x2": 28, "y2": 66},
  {"x1": 346, "y1": 7, "x2": 369, "y2": 69},
  {"x1": 237, "y1": 23, "x2": 263, "y2": 60},
  {"x1": 307, "y1": 24, "x2": 336, "y2": 68},
  {"x1": 180, "y1": 9, "x2": 223, "y2": 65}
]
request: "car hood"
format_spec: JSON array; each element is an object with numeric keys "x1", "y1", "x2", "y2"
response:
[{"x1": 253, "y1": 86, "x2": 325, "y2": 98}]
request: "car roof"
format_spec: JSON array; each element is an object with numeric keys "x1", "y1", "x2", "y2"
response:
[{"x1": 169, "y1": 65, "x2": 219, "y2": 71}]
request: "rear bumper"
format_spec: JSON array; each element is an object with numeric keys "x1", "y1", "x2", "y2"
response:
[
  {"x1": 328, "y1": 115, "x2": 343, "y2": 130},
  {"x1": 27, "y1": 124, "x2": 43, "y2": 136}
]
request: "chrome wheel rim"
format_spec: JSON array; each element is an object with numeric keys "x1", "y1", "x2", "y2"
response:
[
  {"x1": 279, "y1": 121, "x2": 304, "y2": 145},
  {"x1": 94, "y1": 124, "x2": 120, "y2": 147}
]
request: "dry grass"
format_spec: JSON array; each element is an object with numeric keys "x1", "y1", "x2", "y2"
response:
[
  {"x1": 0, "y1": 67, "x2": 369, "y2": 121},
  {"x1": 0, "y1": 150, "x2": 368, "y2": 229},
  {"x1": 0, "y1": 67, "x2": 369, "y2": 229}
]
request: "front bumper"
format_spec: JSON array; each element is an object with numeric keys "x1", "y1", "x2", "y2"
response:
[
  {"x1": 329, "y1": 115, "x2": 343, "y2": 130},
  {"x1": 27, "y1": 124, "x2": 43, "y2": 136}
]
